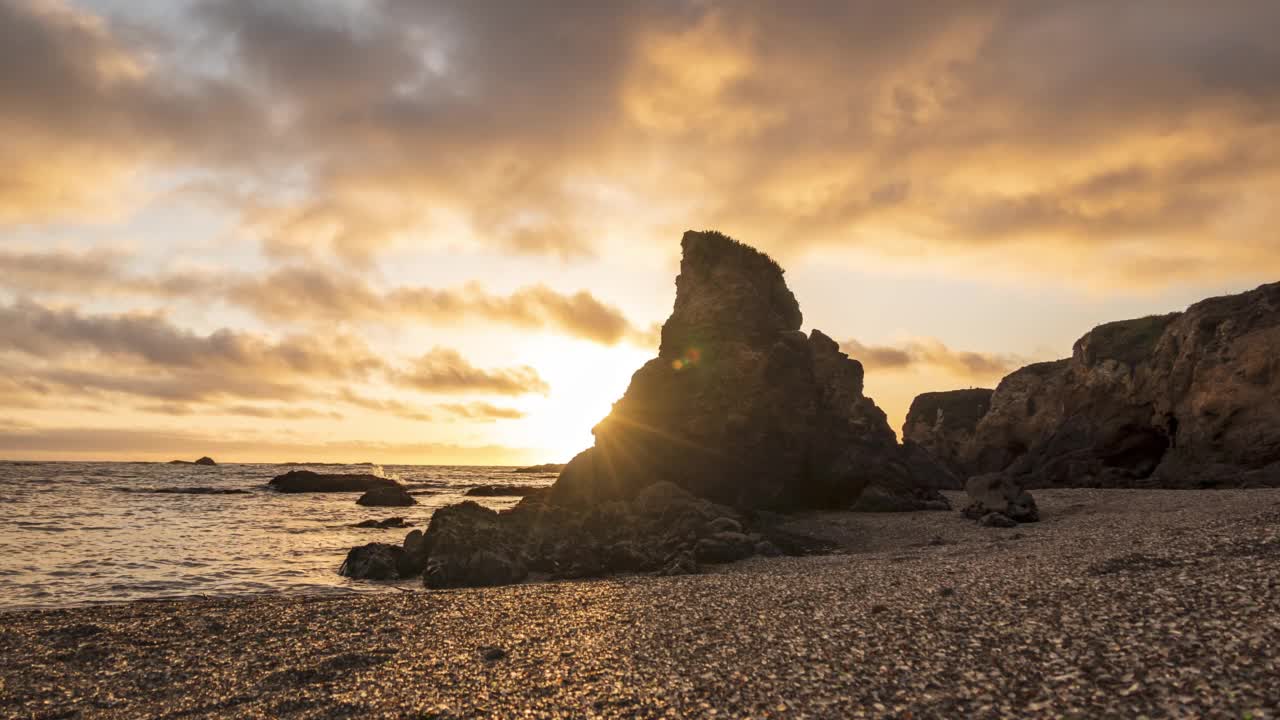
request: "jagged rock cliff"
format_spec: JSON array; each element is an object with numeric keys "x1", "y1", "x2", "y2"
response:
[
  {"x1": 909, "y1": 282, "x2": 1280, "y2": 489},
  {"x1": 552, "y1": 230, "x2": 950, "y2": 511}
]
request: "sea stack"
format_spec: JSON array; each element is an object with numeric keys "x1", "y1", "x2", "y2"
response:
[{"x1": 551, "y1": 230, "x2": 950, "y2": 512}]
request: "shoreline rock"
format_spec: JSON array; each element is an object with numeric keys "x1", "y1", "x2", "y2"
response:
[{"x1": 356, "y1": 486, "x2": 417, "y2": 507}]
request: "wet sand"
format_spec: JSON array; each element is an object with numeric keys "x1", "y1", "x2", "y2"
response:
[{"x1": 3, "y1": 489, "x2": 1278, "y2": 718}]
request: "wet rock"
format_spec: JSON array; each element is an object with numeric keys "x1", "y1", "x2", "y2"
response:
[
  {"x1": 338, "y1": 543, "x2": 405, "y2": 580},
  {"x1": 352, "y1": 517, "x2": 409, "y2": 529},
  {"x1": 464, "y1": 484, "x2": 547, "y2": 498},
  {"x1": 420, "y1": 502, "x2": 527, "y2": 589},
  {"x1": 357, "y1": 486, "x2": 416, "y2": 507},
  {"x1": 963, "y1": 473, "x2": 1039, "y2": 523},
  {"x1": 269, "y1": 470, "x2": 401, "y2": 493}
]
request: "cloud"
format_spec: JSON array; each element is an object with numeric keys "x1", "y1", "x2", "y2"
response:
[
  {"x1": 0, "y1": 299, "x2": 385, "y2": 379},
  {"x1": 0, "y1": 0, "x2": 259, "y2": 224},
  {"x1": 395, "y1": 348, "x2": 549, "y2": 396},
  {"x1": 840, "y1": 337, "x2": 1025, "y2": 379},
  {"x1": 227, "y1": 268, "x2": 637, "y2": 344},
  {"x1": 437, "y1": 402, "x2": 526, "y2": 421},
  {"x1": 7, "y1": 0, "x2": 1280, "y2": 286},
  {"x1": 0, "y1": 301, "x2": 551, "y2": 413},
  {"x1": 0, "y1": 250, "x2": 643, "y2": 345}
]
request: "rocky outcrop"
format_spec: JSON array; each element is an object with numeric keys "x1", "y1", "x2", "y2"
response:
[
  {"x1": 411, "y1": 482, "x2": 809, "y2": 589},
  {"x1": 902, "y1": 389, "x2": 993, "y2": 480},
  {"x1": 356, "y1": 486, "x2": 416, "y2": 507},
  {"x1": 340, "y1": 529, "x2": 427, "y2": 580},
  {"x1": 550, "y1": 230, "x2": 949, "y2": 512},
  {"x1": 268, "y1": 470, "x2": 401, "y2": 493},
  {"x1": 913, "y1": 281, "x2": 1280, "y2": 491}
]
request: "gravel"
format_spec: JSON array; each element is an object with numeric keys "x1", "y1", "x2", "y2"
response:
[{"x1": 2, "y1": 488, "x2": 1277, "y2": 718}]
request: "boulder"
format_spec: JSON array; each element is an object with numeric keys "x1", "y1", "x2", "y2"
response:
[
  {"x1": 549, "y1": 230, "x2": 946, "y2": 512},
  {"x1": 963, "y1": 473, "x2": 1039, "y2": 523},
  {"x1": 419, "y1": 502, "x2": 528, "y2": 589},
  {"x1": 268, "y1": 470, "x2": 401, "y2": 493},
  {"x1": 338, "y1": 543, "x2": 405, "y2": 580},
  {"x1": 357, "y1": 486, "x2": 416, "y2": 507}
]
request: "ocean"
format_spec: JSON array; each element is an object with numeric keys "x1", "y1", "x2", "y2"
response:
[{"x1": 0, "y1": 461, "x2": 555, "y2": 612}]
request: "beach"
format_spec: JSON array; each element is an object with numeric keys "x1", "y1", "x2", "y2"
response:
[{"x1": 3, "y1": 488, "x2": 1277, "y2": 719}]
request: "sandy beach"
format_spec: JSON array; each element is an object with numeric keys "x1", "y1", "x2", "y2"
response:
[{"x1": 2, "y1": 488, "x2": 1277, "y2": 718}]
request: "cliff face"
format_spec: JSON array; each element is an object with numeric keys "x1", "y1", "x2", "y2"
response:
[
  {"x1": 910, "y1": 282, "x2": 1280, "y2": 489},
  {"x1": 901, "y1": 388, "x2": 994, "y2": 480},
  {"x1": 551, "y1": 230, "x2": 950, "y2": 511}
]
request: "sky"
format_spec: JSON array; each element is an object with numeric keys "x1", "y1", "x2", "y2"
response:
[{"x1": 2, "y1": 0, "x2": 1278, "y2": 464}]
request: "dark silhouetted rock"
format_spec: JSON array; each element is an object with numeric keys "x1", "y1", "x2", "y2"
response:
[
  {"x1": 420, "y1": 502, "x2": 528, "y2": 589},
  {"x1": 352, "y1": 517, "x2": 409, "y2": 529},
  {"x1": 339, "y1": 543, "x2": 405, "y2": 580},
  {"x1": 963, "y1": 473, "x2": 1039, "y2": 523},
  {"x1": 357, "y1": 486, "x2": 416, "y2": 507},
  {"x1": 128, "y1": 487, "x2": 248, "y2": 495},
  {"x1": 268, "y1": 470, "x2": 401, "y2": 493},
  {"x1": 549, "y1": 230, "x2": 947, "y2": 512},
  {"x1": 512, "y1": 463, "x2": 565, "y2": 474},
  {"x1": 168, "y1": 457, "x2": 217, "y2": 466},
  {"x1": 464, "y1": 484, "x2": 548, "y2": 498}
]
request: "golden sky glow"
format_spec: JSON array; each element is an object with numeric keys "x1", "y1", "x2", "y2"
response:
[{"x1": 2, "y1": 0, "x2": 1278, "y2": 462}]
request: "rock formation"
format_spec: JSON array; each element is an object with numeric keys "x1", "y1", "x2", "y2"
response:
[
  {"x1": 168, "y1": 456, "x2": 217, "y2": 466},
  {"x1": 340, "y1": 230, "x2": 950, "y2": 587},
  {"x1": 909, "y1": 281, "x2": 1280, "y2": 493},
  {"x1": 268, "y1": 470, "x2": 401, "y2": 493},
  {"x1": 512, "y1": 463, "x2": 565, "y2": 474},
  {"x1": 356, "y1": 486, "x2": 417, "y2": 507},
  {"x1": 551, "y1": 230, "x2": 950, "y2": 512}
]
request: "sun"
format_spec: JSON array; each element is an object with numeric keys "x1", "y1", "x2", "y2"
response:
[{"x1": 500, "y1": 338, "x2": 653, "y2": 462}]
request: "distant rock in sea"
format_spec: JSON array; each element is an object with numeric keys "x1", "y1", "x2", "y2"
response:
[
  {"x1": 908, "y1": 281, "x2": 1280, "y2": 500},
  {"x1": 356, "y1": 486, "x2": 417, "y2": 507},
  {"x1": 344, "y1": 230, "x2": 953, "y2": 588},
  {"x1": 511, "y1": 463, "x2": 565, "y2": 474},
  {"x1": 352, "y1": 517, "x2": 410, "y2": 529},
  {"x1": 168, "y1": 456, "x2": 217, "y2": 466},
  {"x1": 268, "y1": 470, "x2": 401, "y2": 493},
  {"x1": 464, "y1": 485, "x2": 548, "y2": 498}
]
